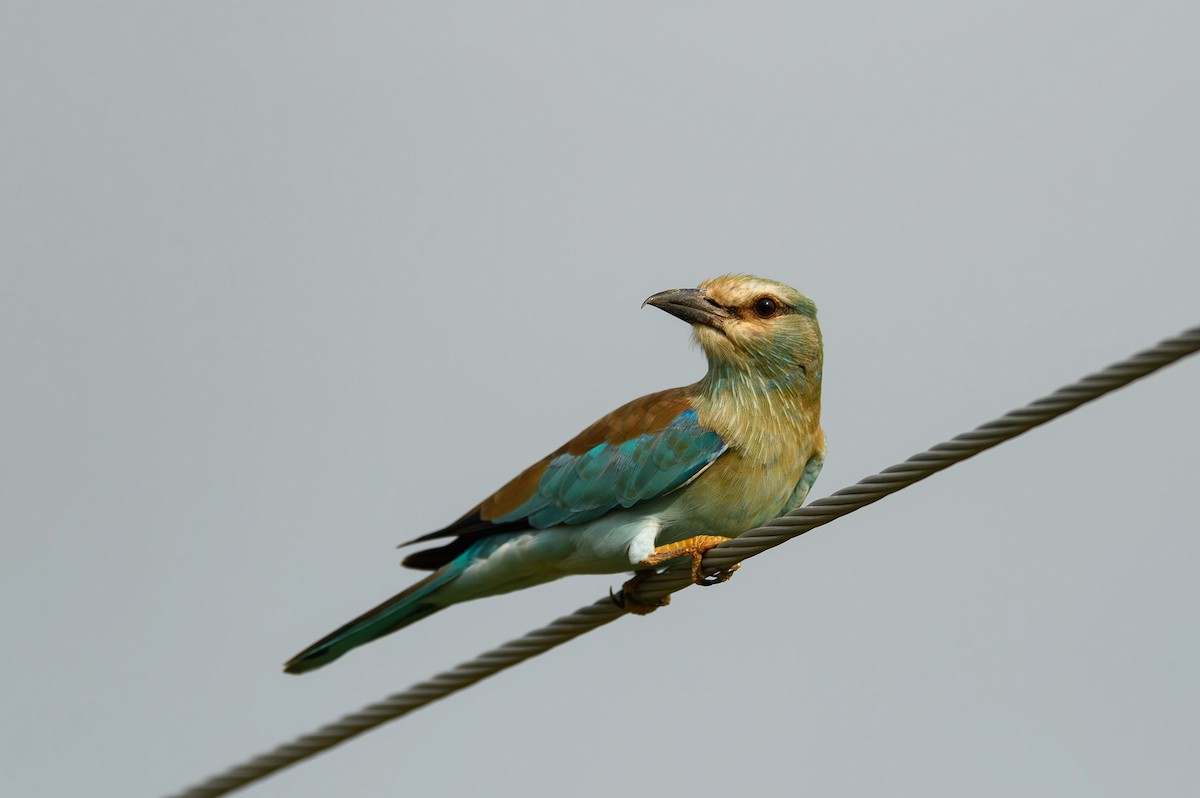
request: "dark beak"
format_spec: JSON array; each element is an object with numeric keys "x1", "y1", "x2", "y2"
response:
[{"x1": 643, "y1": 288, "x2": 730, "y2": 330}]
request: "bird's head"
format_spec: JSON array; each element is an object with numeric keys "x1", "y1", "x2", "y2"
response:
[{"x1": 645, "y1": 274, "x2": 822, "y2": 388}]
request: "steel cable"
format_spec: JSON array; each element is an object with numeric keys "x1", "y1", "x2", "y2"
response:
[{"x1": 169, "y1": 324, "x2": 1200, "y2": 798}]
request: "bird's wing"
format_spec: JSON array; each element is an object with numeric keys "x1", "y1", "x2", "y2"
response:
[
  {"x1": 401, "y1": 387, "x2": 726, "y2": 569},
  {"x1": 785, "y1": 452, "x2": 825, "y2": 512}
]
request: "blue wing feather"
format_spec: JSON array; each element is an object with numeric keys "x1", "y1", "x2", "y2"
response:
[
  {"x1": 784, "y1": 453, "x2": 824, "y2": 512},
  {"x1": 492, "y1": 408, "x2": 726, "y2": 527}
]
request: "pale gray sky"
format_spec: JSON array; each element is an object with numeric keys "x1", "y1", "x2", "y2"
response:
[{"x1": 3, "y1": 4, "x2": 1199, "y2": 797}]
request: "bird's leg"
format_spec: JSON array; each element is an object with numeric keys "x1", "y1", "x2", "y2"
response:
[
  {"x1": 640, "y1": 535, "x2": 741, "y2": 586},
  {"x1": 613, "y1": 536, "x2": 741, "y2": 615}
]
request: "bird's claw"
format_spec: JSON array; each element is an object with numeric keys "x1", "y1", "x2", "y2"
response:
[
  {"x1": 683, "y1": 541, "x2": 740, "y2": 586},
  {"x1": 612, "y1": 573, "x2": 670, "y2": 615},
  {"x1": 615, "y1": 536, "x2": 743, "y2": 612},
  {"x1": 696, "y1": 562, "x2": 740, "y2": 586}
]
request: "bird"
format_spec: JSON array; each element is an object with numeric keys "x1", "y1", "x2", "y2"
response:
[{"x1": 285, "y1": 274, "x2": 825, "y2": 674}]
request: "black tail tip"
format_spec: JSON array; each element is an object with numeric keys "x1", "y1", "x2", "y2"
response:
[{"x1": 283, "y1": 645, "x2": 335, "y2": 675}]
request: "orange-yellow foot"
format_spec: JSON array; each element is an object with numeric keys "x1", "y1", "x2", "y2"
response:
[
  {"x1": 640, "y1": 535, "x2": 741, "y2": 586},
  {"x1": 613, "y1": 571, "x2": 671, "y2": 615}
]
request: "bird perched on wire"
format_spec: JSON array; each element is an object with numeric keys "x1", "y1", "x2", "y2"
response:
[{"x1": 285, "y1": 274, "x2": 825, "y2": 674}]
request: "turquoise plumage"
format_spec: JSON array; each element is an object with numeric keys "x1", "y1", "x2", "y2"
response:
[
  {"x1": 286, "y1": 275, "x2": 825, "y2": 674},
  {"x1": 494, "y1": 409, "x2": 726, "y2": 526}
]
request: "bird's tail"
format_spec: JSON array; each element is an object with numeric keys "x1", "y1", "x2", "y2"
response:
[{"x1": 284, "y1": 563, "x2": 462, "y2": 674}]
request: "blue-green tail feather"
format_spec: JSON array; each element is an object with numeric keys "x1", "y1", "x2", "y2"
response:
[{"x1": 284, "y1": 562, "x2": 463, "y2": 674}]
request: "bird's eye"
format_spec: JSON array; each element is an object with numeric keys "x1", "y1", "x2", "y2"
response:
[{"x1": 753, "y1": 296, "x2": 779, "y2": 318}]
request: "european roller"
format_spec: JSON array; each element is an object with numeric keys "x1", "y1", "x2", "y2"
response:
[{"x1": 285, "y1": 275, "x2": 825, "y2": 674}]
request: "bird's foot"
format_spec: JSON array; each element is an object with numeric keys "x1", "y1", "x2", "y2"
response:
[
  {"x1": 696, "y1": 560, "x2": 740, "y2": 587},
  {"x1": 613, "y1": 571, "x2": 671, "y2": 615},
  {"x1": 613, "y1": 536, "x2": 740, "y2": 614},
  {"x1": 639, "y1": 535, "x2": 740, "y2": 586}
]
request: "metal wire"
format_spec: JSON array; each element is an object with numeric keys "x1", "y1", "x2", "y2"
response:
[
  {"x1": 168, "y1": 324, "x2": 1200, "y2": 798},
  {"x1": 171, "y1": 600, "x2": 626, "y2": 798}
]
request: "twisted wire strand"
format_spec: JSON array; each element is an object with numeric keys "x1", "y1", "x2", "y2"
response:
[
  {"x1": 169, "y1": 324, "x2": 1200, "y2": 798},
  {"x1": 695, "y1": 324, "x2": 1200, "y2": 574},
  {"x1": 171, "y1": 600, "x2": 626, "y2": 798}
]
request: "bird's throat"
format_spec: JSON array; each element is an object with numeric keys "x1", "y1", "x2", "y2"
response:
[{"x1": 694, "y1": 361, "x2": 822, "y2": 453}]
